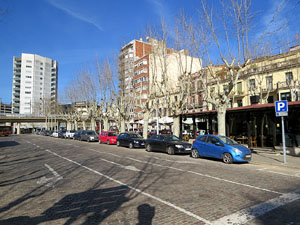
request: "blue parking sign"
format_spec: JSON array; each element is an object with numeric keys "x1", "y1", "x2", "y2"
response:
[{"x1": 275, "y1": 101, "x2": 288, "y2": 117}]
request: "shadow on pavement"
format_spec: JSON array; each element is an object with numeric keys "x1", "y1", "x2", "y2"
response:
[
  {"x1": 137, "y1": 203, "x2": 155, "y2": 225},
  {"x1": 0, "y1": 186, "x2": 131, "y2": 225},
  {"x1": 0, "y1": 141, "x2": 19, "y2": 148}
]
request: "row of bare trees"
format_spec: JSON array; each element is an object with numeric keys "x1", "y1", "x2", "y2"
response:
[{"x1": 59, "y1": 0, "x2": 295, "y2": 136}]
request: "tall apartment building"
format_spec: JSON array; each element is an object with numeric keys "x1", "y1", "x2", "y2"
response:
[
  {"x1": 12, "y1": 53, "x2": 58, "y2": 114},
  {"x1": 118, "y1": 38, "x2": 153, "y2": 119}
]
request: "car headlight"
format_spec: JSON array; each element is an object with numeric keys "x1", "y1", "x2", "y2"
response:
[
  {"x1": 134, "y1": 140, "x2": 139, "y2": 143},
  {"x1": 232, "y1": 148, "x2": 242, "y2": 154},
  {"x1": 175, "y1": 144, "x2": 183, "y2": 148}
]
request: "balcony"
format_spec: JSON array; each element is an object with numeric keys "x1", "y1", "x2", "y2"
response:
[
  {"x1": 13, "y1": 87, "x2": 20, "y2": 91},
  {"x1": 13, "y1": 103, "x2": 20, "y2": 107}
]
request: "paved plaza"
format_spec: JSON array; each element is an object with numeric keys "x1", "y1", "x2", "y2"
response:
[{"x1": 0, "y1": 135, "x2": 300, "y2": 224}]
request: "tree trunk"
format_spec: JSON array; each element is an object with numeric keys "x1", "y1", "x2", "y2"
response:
[
  {"x1": 143, "y1": 111, "x2": 149, "y2": 139},
  {"x1": 67, "y1": 121, "x2": 72, "y2": 130},
  {"x1": 173, "y1": 116, "x2": 180, "y2": 137},
  {"x1": 82, "y1": 120, "x2": 86, "y2": 130},
  {"x1": 74, "y1": 121, "x2": 78, "y2": 130},
  {"x1": 120, "y1": 119, "x2": 125, "y2": 133},
  {"x1": 91, "y1": 118, "x2": 96, "y2": 131},
  {"x1": 103, "y1": 118, "x2": 109, "y2": 131},
  {"x1": 217, "y1": 106, "x2": 227, "y2": 136}
]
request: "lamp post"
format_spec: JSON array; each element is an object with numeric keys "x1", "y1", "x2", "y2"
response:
[{"x1": 156, "y1": 99, "x2": 159, "y2": 135}]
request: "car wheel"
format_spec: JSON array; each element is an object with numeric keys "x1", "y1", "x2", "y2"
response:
[
  {"x1": 223, "y1": 153, "x2": 233, "y2": 164},
  {"x1": 107, "y1": 140, "x2": 110, "y2": 145},
  {"x1": 117, "y1": 141, "x2": 120, "y2": 147},
  {"x1": 167, "y1": 146, "x2": 175, "y2": 155},
  {"x1": 129, "y1": 142, "x2": 134, "y2": 149},
  {"x1": 146, "y1": 144, "x2": 152, "y2": 152},
  {"x1": 191, "y1": 149, "x2": 199, "y2": 158}
]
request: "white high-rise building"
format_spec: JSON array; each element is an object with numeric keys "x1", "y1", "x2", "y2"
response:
[{"x1": 12, "y1": 53, "x2": 58, "y2": 114}]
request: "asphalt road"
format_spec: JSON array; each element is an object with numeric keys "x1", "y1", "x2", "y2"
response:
[{"x1": 0, "y1": 135, "x2": 299, "y2": 225}]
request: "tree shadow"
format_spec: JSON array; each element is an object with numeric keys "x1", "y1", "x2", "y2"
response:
[
  {"x1": 0, "y1": 186, "x2": 130, "y2": 225},
  {"x1": 0, "y1": 141, "x2": 19, "y2": 148}
]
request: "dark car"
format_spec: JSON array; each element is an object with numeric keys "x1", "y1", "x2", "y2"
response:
[
  {"x1": 117, "y1": 133, "x2": 145, "y2": 148},
  {"x1": 80, "y1": 130, "x2": 99, "y2": 142},
  {"x1": 58, "y1": 130, "x2": 66, "y2": 138},
  {"x1": 145, "y1": 134, "x2": 192, "y2": 155},
  {"x1": 73, "y1": 130, "x2": 82, "y2": 140}
]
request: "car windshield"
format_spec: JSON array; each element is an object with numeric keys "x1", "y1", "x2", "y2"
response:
[
  {"x1": 218, "y1": 136, "x2": 239, "y2": 145},
  {"x1": 108, "y1": 133, "x2": 117, "y2": 137},
  {"x1": 87, "y1": 131, "x2": 97, "y2": 135},
  {"x1": 165, "y1": 135, "x2": 180, "y2": 141},
  {"x1": 129, "y1": 133, "x2": 142, "y2": 138}
]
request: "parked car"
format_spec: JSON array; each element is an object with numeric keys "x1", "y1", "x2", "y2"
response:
[
  {"x1": 145, "y1": 134, "x2": 192, "y2": 155},
  {"x1": 73, "y1": 130, "x2": 82, "y2": 140},
  {"x1": 99, "y1": 131, "x2": 118, "y2": 145},
  {"x1": 80, "y1": 130, "x2": 99, "y2": 142},
  {"x1": 58, "y1": 130, "x2": 67, "y2": 138},
  {"x1": 191, "y1": 135, "x2": 252, "y2": 164},
  {"x1": 65, "y1": 130, "x2": 75, "y2": 139},
  {"x1": 117, "y1": 133, "x2": 145, "y2": 148},
  {"x1": 52, "y1": 131, "x2": 59, "y2": 138}
]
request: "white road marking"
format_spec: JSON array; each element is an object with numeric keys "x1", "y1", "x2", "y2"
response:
[
  {"x1": 100, "y1": 158, "x2": 142, "y2": 172},
  {"x1": 37, "y1": 164, "x2": 63, "y2": 187},
  {"x1": 88, "y1": 148, "x2": 121, "y2": 158},
  {"x1": 212, "y1": 190, "x2": 300, "y2": 225},
  {"x1": 44, "y1": 149, "x2": 211, "y2": 224},
  {"x1": 148, "y1": 156, "x2": 199, "y2": 164},
  {"x1": 126, "y1": 157, "x2": 282, "y2": 195}
]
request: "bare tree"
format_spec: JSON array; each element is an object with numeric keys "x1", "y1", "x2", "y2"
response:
[
  {"x1": 96, "y1": 56, "x2": 118, "y2": 131},
  {"x1": 177, "y1": 0, "x2": 285, "y2": 135}
]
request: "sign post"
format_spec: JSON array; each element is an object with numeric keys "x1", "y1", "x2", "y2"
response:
[{"x1": 275, "y1": 101, "x2": 288, "y2": 164}]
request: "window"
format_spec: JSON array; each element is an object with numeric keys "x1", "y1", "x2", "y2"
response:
[
  {"x1": 25, "y1": 86, "x2": 31, "y2": 89},
  {"x1": 281, "y1": 92, "x2": 291, "y2": 102},
  {"x1": 250, "y1": 95, "x2": 260, "y2": 104},
  {"x1": 26, "y1": 76, "x2": 32, "y2": 79},
  {"x1": 26, "y1": 65, "x2": 32, "y2": 68},
  {"x1": 174, "y1": 96, "x2": 178, "y2": 102},
  {"x1": 40, "y1": 78, "x2": 43, "y2": 80},
  {"x1": 198, "y1": 136, "x2": 207, "y2": 142},
  {"x1": 237, "y1": 82, "x2": 242, "y2": 94},
  {"x1": 26, "y1": 60, "x2": 32, "y2": 63},
  {"x1": 249, "y1": 79, "x2": 255, "y2": 89},
  {"x1": 266, "y1": 76, "x2": 273, "y2": 89},
  {"x1": 237, "y1": 99, "x2": 243, "y2": 107},
  {"x1": 40, "y1": 72, "x2": 43, "y2": 75},
  {"x1": 25, "y1": 91, "x2": 31, "y2": 94},
  {"x1": 286, "y1": 72, "x2": 293, "y2": 85},
  {"x1": 267, "y1": 96, "x2": 274, "y2": 103}
]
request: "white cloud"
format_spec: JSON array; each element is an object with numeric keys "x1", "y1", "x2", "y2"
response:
[{"x1": 46, "y1": 0, "x2": 104, "y2": 32}]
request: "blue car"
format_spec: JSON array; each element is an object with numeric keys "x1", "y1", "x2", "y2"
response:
[{"x1": 191, "y1": 135, "x2": 252, "y2": 164}]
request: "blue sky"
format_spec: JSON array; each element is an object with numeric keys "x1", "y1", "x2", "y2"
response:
[{"x1": 0, "y1": 0, "x2": 299, "y2": 104}]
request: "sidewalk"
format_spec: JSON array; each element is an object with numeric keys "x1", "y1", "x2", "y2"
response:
[{"x1": 250, "y1": 147, "x2": 300, "y2": 170}]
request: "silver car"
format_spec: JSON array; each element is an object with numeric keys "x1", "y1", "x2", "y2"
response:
[{"x1": 80, "y1": 130, "x2": 99, "y2": 142}]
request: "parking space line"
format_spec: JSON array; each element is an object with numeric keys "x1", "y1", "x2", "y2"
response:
[
  {"x1": 44, "y1": 149, "x2": 211, "y2": 224},
  {"x1": 212, "y1": 190, "x2": 300, "y2": 225},
  {"x1": 126, "y1": 157, "x2": 282, "y2": 195}
]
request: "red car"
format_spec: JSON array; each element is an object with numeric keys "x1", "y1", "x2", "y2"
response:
[{"x1": 99, "y1": 131, "x2": 118, "y2": 145}]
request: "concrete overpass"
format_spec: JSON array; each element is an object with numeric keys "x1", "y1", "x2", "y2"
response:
[{"x1": 0, "y1": 114, "x2": 68, "y2": 134}]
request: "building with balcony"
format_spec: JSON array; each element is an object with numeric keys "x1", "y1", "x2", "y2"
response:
[
  {"x1": 12, "y1": 53, "x2": 58, "y2": 114},
  {"x1": 184, "y1": 47, "x2": 300, "y2": 149}
]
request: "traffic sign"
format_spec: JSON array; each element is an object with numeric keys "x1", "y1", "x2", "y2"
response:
[
  {"x1": 275, "y1": 100, "x2": 288, "y2": 164},
  {"x1": 275, "y1": 100, "x2": 288, "y2": 117}
]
